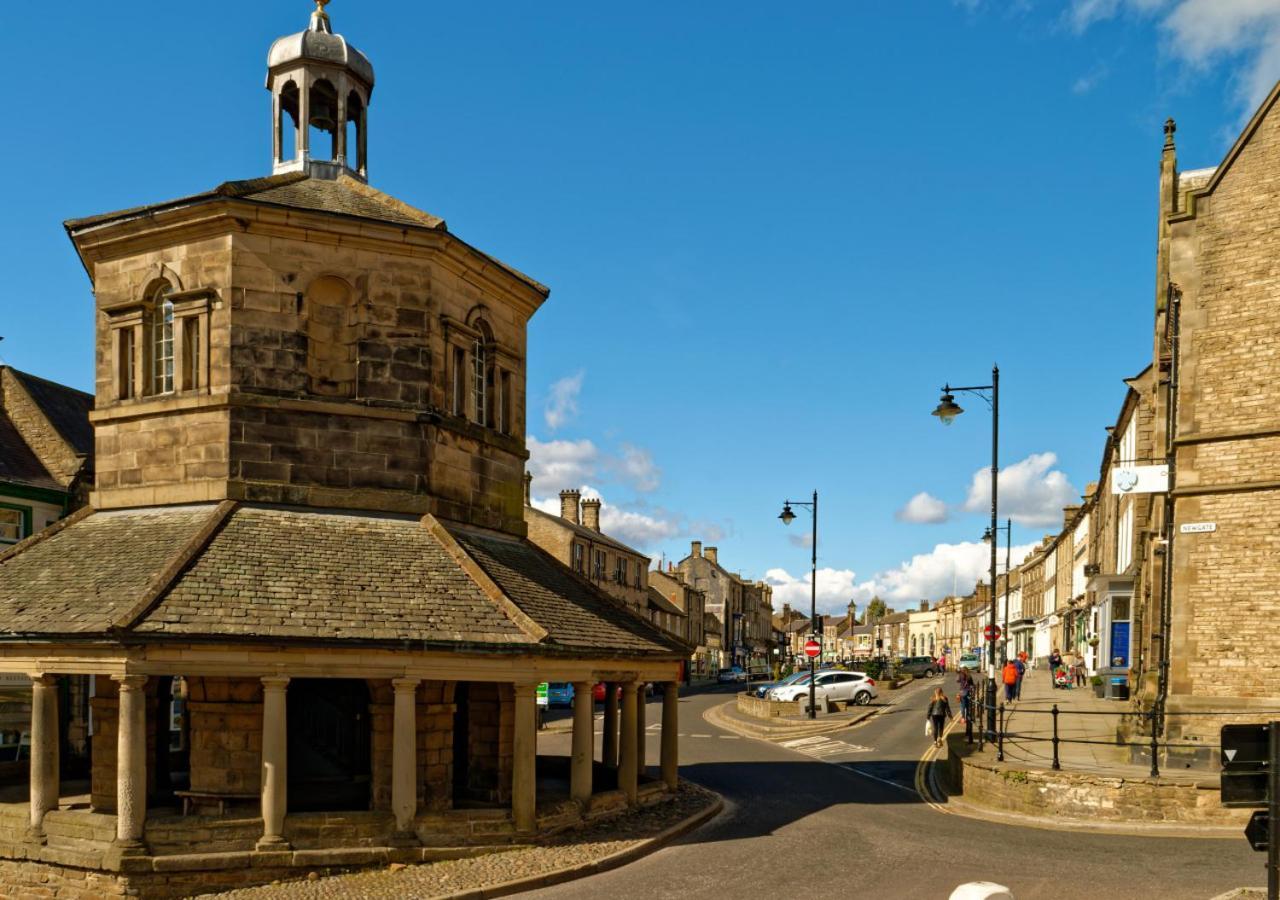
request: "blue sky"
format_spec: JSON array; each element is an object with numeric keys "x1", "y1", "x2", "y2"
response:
[{"x1": 3, "y1": 1, "x2": 1277, "y2": 615}]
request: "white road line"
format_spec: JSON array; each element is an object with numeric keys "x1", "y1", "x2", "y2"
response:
[
  {"x1": 841, "y1": 764, "x2": 917, "y2": 794},
  {"x1": 690, "y1": 733, "x2": 712, "y2": 738},
  {"x1": 718, "y1": 735, "x2": 741, "y2": 740}
]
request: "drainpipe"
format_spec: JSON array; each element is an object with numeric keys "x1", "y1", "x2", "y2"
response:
[{"x1": 1156, "y1": 286, "x2": 1181, "y2": 735}]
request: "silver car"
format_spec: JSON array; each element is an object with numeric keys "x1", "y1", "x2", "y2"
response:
[{"x1": 769, "y1": 670, "x2": 877, "y2": 705}]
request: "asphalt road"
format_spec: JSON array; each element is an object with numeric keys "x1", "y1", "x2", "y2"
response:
[{"x1": 531, "y1": 675, "x2": 1257, "y2": 900}]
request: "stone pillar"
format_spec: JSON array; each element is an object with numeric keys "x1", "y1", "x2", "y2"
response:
[
  {"x1": 618, "y1": 682, "x2": 639, "y2": 804},
  {"x1": 636, "y1": 683, "x2": 647, "y2": 777},
  {"x1": 602, "y1": 683, "x2": 619, "y2": 769},
  {"x1": 28, "y1": 675, "x2": 59, "y2": 838},
  {"x1": 512, "y1": 682, "x2": 538, "y2": 834},
  {"x1": 570, "y1": 681, "x2": 593, "y2": 804},
  {"x1": 391, "y1": 678, "x2": 419, "y2": 835},
  {"x1": 259, "y1": 676, "x2": 290, "y2": 849},
  {"x1": 114, "y1": 675, "x2": 147, "y2": 849},
  {"x1": 660, "y1": 682, "x2": 679, "y2": 789}
]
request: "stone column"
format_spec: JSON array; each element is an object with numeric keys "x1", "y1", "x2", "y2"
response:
[
  {"x1": 636, "y1": 682, "x2": 649, "y2": 777},
  {"x1": 570, "y1": 681, "x2": 594, "y2": 805},
  {"x1": 259, "y1": 676, "x2": 290, "y2": 849},
  {"x1": 660, "y1": 682, "x2": 680, "y2": 789},
  {"x1": 512, "y1": 682, "x2": 538, "y2": 833},
  {"x1": 618, "y1": 682, "x2": 639, "y2": 804},
  {"x1": 602, "y1": 682, "x2": 619, "y2": 769},
  {"x1": 391, "y1": 678, "x2": 420, "y2": 835},
  {"x1": 114, "y1": 675, "x2": 148, "y2": 849},
  {"x1": 28, "y1": 675, "x2": 59, "y2": 838}
]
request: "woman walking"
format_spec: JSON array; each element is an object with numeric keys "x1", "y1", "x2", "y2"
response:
[{"x1": 927, "y1": 687, "x2": 952, "y2": 748}]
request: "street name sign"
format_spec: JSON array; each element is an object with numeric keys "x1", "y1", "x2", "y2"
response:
[
  {"x1": 1248, "y1": 811, "x2": 1270, "y2": 852},
  {"x1": 803, "y1": 639, "x2": 821, "y2": 659},
  {"x1": 1181, "y1": 522, "x2": 1217, "y2": 534}
]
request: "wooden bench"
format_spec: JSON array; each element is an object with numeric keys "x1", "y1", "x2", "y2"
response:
[{"x1": 174, "y1": 789, "x2": 257, "y2": 817}]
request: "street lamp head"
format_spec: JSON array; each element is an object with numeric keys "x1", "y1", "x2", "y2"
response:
[
  {"x1": 982, "y1": 527, "x2": 993, "y2": 544},
  {"x1": 932, "y1": 390, "x2": 964, "y2": 426},
  {"x1": 778, "y1": 503, "x2": 796, "y2": 526}
]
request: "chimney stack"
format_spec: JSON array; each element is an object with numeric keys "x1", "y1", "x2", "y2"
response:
[
  {"x1": 920, "y1": 600, "x2": 929, "y2": 613},
  {"x1": 559, "y1": 489, "x2": 582, "y2": 524},
  {"x1": 691, "y1": 541, "x2": 702, "y2": 558},
  {"x1": 522, "y1": 472, "x2": 532, "y2": 507},
  {"x1": 581, "y1": 497, "x2": 602, "y2": 532},
  {"x1": 705, "y1": 546, "x2": 719, "y2": 565}
]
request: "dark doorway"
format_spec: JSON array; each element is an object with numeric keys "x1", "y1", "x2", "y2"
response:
[{"x1": 287, "y1": 679, "x2": 371, "y2": 812}]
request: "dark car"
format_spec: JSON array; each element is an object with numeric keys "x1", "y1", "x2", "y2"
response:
[{"x1": 895, "y1": 656, "x2": 941, "y2": 678}]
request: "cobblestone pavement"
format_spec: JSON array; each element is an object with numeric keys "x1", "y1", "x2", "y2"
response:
[{"x1": 195, "y1": 783, "x2": 717, "y2": 899}]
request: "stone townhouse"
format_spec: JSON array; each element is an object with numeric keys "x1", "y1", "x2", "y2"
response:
[
  {"x1": 648, "y1": 568, "x2": 707, "y2": 678},
  {"x1": 741, "y1": 579, "x2": 775, "y2": 667},
  {"x1": 0, "y1": 6, "x2": 687, "y2": 896},
  {"x1": 849, "y1": 624, "x2": 874, "y2": 660},
  {"x1": 935, "y1": 594, "x2": 966, "y2": 663},
  {"x1": 872, "y1": 611, "x2": 910, "y2": 659},
  {"x1": 677, "y1": 542, "x2": 751, "y2": 669},
  {"x1": 523, "y1": 486, "x2": 650, "y2": 616}
]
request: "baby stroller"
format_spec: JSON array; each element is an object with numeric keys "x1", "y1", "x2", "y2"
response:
[{"x1": 1053, "y1": 667, "x2": 1073, "y2": 689}]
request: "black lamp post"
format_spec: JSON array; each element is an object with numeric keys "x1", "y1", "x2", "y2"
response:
[
  {"x1": 933, "y1": 366, "x2": 1000, "y2": 740},
  {"x1": 778, "y1": 491, "x2": 818, "y2": 719},
  {"x1": 984, "y1": 518, "x2": 1013, "y2": 668}
]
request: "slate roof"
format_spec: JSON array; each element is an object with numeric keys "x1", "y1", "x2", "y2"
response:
[
  {"x1": 65, "y1": 174, "x2": 548, "y2": 297},
  {"x1": 646, "y1": 587, "x2": 685, "y2": 618},
  {"x1": 0, "y1": 504, "x2": 683, "y2": 658},
  {"x1": 7, "y1": 369, "x2": 93, "y2": 457},
  {"x1": 0, "y1": 417, "x2": 60, "y2": 492}
]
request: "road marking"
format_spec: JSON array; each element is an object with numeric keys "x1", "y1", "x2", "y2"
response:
[
  {"x1": 690, "y1": 733, "x2": 712, "y2": 738},
  {"x1": 842, "y1": 764, "x2": 918, "y2": 795},
  {"x1": 718, "y1": 735, "x2": 741, "y2": 740},
  {"x1": 781, "y1": 736, "x2": 872, "y2": 757}
]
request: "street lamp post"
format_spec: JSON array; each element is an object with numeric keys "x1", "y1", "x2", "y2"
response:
[
  {"x1": 778, "y1": 491, "x2": 818, "y2": 720},
  {"x1": 984, "y1": 518, "x2": 1013, "y2": 668},
  {"x1": 932, "y1": 365, "x2": 1000, "y2": 740}
]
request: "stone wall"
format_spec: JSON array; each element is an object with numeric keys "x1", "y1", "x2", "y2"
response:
[
  {"x1": 941, "y1": 733, "x2": 1248, "y2": 825},
  {"x1": 463, "y1": 682, "x2": 513, "y2": 804},
  {"x1": 368, "y1": 679, "x2": 455, "y2": 813},
  {"x1": 186, "y1": 677, "x2": 263, "y2": 803},
  {"x1": 89, "y1": 678, "x2": 161, "y2": 812}
]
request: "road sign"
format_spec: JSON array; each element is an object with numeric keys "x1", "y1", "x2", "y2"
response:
[
  {"x1": 1248, "y1": 811, "x2": 1270, "y2": 852},
  {"x1": 984, "y1": 624, "x2": 1001, "y2": 641},
  {"x1": 1224, "y1": 725, "x2": 1271, "y2": 769},
  {"x1": 803, "y1": 640, "x2": 821, "y2": 659}
]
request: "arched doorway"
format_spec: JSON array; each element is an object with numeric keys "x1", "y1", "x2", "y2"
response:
[{"x1": 287, "y1": 679, "x2": 371, "y2": 811}]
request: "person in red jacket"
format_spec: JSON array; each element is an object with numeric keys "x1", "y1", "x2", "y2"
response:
[{"x1": 1002, "y1": 659, "x2": 1019, "y2": 703}]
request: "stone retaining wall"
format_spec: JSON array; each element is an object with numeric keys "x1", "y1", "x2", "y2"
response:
[
  {"x1": 735, "y1": 694, "x2": 801, "y2": 719},
  {"x1": 940, "y1": 733, "x2": 1249, "y2": 825}
]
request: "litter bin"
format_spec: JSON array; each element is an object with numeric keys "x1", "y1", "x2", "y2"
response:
[{"x1": 1100, "y1": 668, "x2": 1129, "y2": 701}]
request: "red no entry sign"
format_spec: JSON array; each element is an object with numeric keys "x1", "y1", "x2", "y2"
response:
[
  {"x1": 984, "y1": 624, "x2": 1002, "y2": 641},
  {"x1": 804, "y1": 639, "x2": 821, "y2": 658}
]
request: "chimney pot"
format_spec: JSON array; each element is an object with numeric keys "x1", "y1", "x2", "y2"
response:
[
  {"x1": 691, "y1": 541, "x2": 702, "y2": 558},
  {"x1": 581, "y1": 497, "x2": 602, "y2": 532},
  {"x1": 523, "y1": 472, "x2": 533, "y2": 507},
  {"x1": 559, "y1": 489, "x2": 582, "y2": 525}
]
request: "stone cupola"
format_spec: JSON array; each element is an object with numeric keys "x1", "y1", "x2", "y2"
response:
[{"x1": 267, "y1": 1, "x2": 374, "y2": 180}]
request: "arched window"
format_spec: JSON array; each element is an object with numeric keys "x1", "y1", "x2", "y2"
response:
[
  {"x1": 278, "y1": 81, "x2": 300, "y2": 164},
  {"x1": 346, "y1": 90, "x2": 365, "y2": 172},
  {"x1": 149, "y1": 282, "x2": 175, "y2": 395},
  {"x1": 309, "y1": 79, "x2": 339, "y2": 161},
  {"x1": 472, "y1": 336, "x2": 487, "y2": 427}
]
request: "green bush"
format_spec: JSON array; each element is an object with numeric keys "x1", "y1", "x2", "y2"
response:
[{"x1": 1090, "y1": 675, "x2": 1103, "y2": 687}]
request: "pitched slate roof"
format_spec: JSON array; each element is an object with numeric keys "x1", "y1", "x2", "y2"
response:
[
  {"x1": 0, "y1": 417, "x2": 60, "y2": 492},
  {"x1": 646, "y1": 586, "x2": 685, "y2": 617},
  {"x1": 7, "y1": 369, "x2": 93, "y2": 457},
  {"x1": 524, "y1": 506, "x2": 650, "y2": 561},
  {"x1": 0, "y1": 504, "x2": 683, "y2": 658}
]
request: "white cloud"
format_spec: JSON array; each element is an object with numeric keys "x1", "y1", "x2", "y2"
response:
[
  {"x1": 864, "y1": 540, "x2": 1038, "y2": 606},
  {"x1": 527, "y1": 437, "x2": 598, "y2": 496},
  {"x1": 532, "y1": 486, "x2": 679, "y2": 552},
  {"x1": 604, "y1": 443, "x2": 661, "y2": 493},
  {"x1": 963, "y1": 452, "x2": 1079, "y2": 528},
  {"x1": 1067, "y1": 0, "x2": 1280, "y2": 112},
  {"x1": 788, "y1": 532, "x2": 814, "y2": 549},
  {"x1": 1072, "y1": 61, "x2": 1112, "y2": 93},
  {"x1": 764, "y1": 567, "x2": 866, "y2": 618},
  {"x1": 896, "y1": 492, "x2": 950, "y2": 524},
  {"x1": 544, "y1": 371, "x2": 584, "y2": 431}
]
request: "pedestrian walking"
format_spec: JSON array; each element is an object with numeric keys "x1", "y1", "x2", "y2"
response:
[
  {"x1": 1049, "y1": 648, "x2": 1064, "y2": 688},
  {"x1": 956, "y1": 669, "x2": 975, "y2": 742},
  {"x1": 1072, "y1": 651, "x2": 1087, "y2": 688},
  {"x1": 927, "y1": 687, "x2": 952, "y2": 748},
  {"x1": 1001, "y1": 659, "x2": 1019, "y2": 703},
  {"x1": 1014, "y1": 654, "x2": 1026, "y2": 700}
]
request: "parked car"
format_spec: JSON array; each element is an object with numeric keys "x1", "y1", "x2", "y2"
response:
[
  {"x1": 545, "y1": 682, "x2": 574, "y2": 708},
  {"x1": 958, "y1": 653, "x2": 981, "y2": 672},
  {"x1": 746, "y1": 667, "x2": 773, "y2": 682},
  {"x1": 769, "y1": 670, "x2": 877, "y2": 706},
  {"x1": 591, "y1": 682, "x2": 655, "y2": 701},
  {"x1": 895, "y1": 656, "x2": 941, "y2": 678},
  {"x1": 753, "y1": 670, "x2": 811, "y2": 699},
  {"x1": 717, "y1": 666, "x2": 748, "y2": 684}
]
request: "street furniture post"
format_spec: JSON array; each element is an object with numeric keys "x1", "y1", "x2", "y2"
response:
[{"x1": 1051, "y1": 704, "x2": 1061, "y2": 771}]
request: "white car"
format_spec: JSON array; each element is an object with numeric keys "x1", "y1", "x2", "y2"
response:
[{"x1": 768, "y1": 670, "x2": 877, "y2": 705}]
